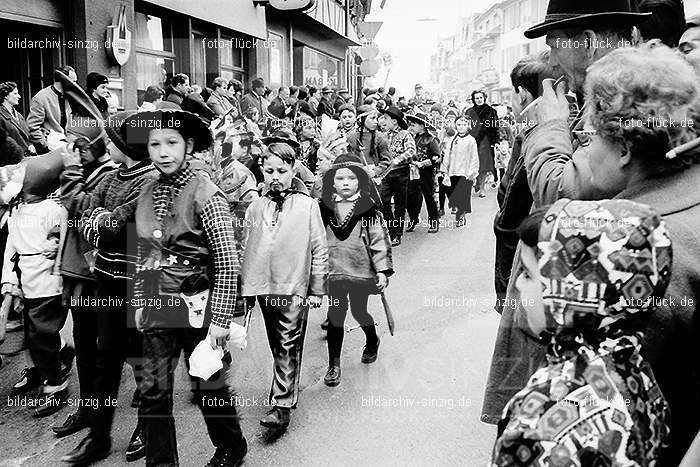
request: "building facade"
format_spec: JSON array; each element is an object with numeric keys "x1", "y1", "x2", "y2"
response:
[
  {"x1": 1, "y1": 0, "x2": 365, "y2": 114},
  {"x1": 429, "y1": 0, "x2": 548, "y2": 107}
]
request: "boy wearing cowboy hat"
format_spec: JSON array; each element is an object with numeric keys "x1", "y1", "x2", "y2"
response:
[
  {"x1": 378, "y1": 106, "x2": 416, "y2": 246},
  {"x1": 122, "y1": 109, "x2": 248, "y2": 466},
  {"x1": 58, "y1": 110, "x2": 157, "y2": 465},
  {"x1": 406, "y1": 112, "x2": 441, "y2": 233}
]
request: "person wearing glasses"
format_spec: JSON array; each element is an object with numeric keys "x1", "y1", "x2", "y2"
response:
[{"x1": 490, "y1": 43, "x2": 700, "y2": 464}]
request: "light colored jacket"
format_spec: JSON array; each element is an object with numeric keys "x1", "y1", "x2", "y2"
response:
[
  {"x1": 26, "y1": 86, "x2": 72, "y2": 148},
  {"x1": 2, "y1": 199, "x2": 67, "y2": 298},
  {"x1": 440, "y1": 134, "x2": 479, "y2": 180},
  {"x1": 241, "y1": 192, "x2": 328, "y2": 297},
  {"x1": 207, "y1": 92, "x2": 234, "y2": 117}
]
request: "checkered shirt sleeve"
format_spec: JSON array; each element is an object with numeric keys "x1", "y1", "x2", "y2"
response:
[{"x1": 200, "y1": 192, "x2": 239, "y2": 328}]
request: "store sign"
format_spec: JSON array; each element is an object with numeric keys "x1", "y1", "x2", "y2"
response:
[
  {"x1": 269, "y1": 0, "x2": 316, "y2": 11},
  {"x1": 105, "y1": 5, "x2": 131, "y2": 66}
]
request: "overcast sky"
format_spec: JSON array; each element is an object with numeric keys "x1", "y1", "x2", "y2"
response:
[
  {"x1": 365, "y1": 0, "x2": 501, "y2": 97},
  {"x1": 365, "y1": 0, "x2": 700, "y2": 98}
]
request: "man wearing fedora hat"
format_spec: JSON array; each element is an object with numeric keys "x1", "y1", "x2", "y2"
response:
[
  {"x1": 378, "y1": 105, "x2": 416, "y2": 246},
  {"x1": 406, "y1": 112, "x2": 440, "y2": 233},
  {"x1": 481, "y1": 0, "x2": 653, "y2": 440},
  {"x1": 316, "y1": 86, "x2": 335, "y2": 119}
]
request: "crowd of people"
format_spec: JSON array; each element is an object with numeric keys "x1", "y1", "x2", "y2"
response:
[
  {"x1": 0, "y1": 55, "x2": 513, "y2": 465},
  {"x1": 1, "y1": 0, "x2": 700, "y2": 465}
]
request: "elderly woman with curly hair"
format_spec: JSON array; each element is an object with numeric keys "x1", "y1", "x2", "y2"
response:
[{"x1": 482, "y1": 42, "x2": 700, "y2": 465}]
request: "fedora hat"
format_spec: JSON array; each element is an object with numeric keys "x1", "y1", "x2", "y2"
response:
[
  {"x1": 406, "y1": 111, "x2": 436, "y2": 132},
  {"x1": 524, "y1": 0, "x2": 651, "y2": 39},
  {"x1": 123, "y1": 109, "x2": 214, "y2": 154},
  {"x1": 379, "y1": 105, "x2": 408, "y2": 130}
]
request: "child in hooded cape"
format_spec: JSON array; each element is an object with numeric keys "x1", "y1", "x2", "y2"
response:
[{"x1": 318, "y1": 154, "x2": 393, "y2": 387}]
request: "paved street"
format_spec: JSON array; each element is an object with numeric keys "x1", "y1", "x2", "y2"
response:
[{"x1": 0, "y1": 190, "x2": 501, "y2": 467}]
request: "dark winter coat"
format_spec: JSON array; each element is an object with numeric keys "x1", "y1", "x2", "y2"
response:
[
  {"x1": 0, "y1": 106, "x2": 30, "y2": 150},
  {"x1": 464, "y1": 104, "x2": 498, "y2": 174}
]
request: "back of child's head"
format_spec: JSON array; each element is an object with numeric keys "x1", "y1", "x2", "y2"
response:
[
  {"x1": 261, "y1": 142, "x2": 296, "y2": 166},
  {"x1": 517, "y1": 198, "x2": 673, "y2": 332}
]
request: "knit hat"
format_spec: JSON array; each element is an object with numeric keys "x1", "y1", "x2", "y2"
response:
[
  {"x1": 105, "y1": 111, "x2": 149, "y2": 161},
  {"x1": 86, "y1": 72, "x2": 109, "y2": 92},
  {"x1": 535, "y1": 199, "x2": 672, "y2": 331},
  {"x1": 123, "y1": 109, "x2": 214, "y2": 153}
]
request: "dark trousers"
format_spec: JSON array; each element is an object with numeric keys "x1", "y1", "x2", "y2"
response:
[
  {"x1": 494, "y1": 233, "x2": 518, "y2": 314},
  {"x1": 327, "y1": 281, "x2": 377, "y2": 367},
  {"x1": 448, "y1": 176, "x2": 473, "y2": 216},
  {"x1": 407, "y1": 168, "x2": 439, "y2": 222},
  {"x1": 437, "y1": 176, "x2": 449, "y2": 211},
  {"x1": 67, "y1": 277, "x2": 98, "y2": 402},
  {"x1": 139, "y1": 323, "x2": 244, "y2": 466},
  {"x1": 89, "y1": 275, "x2": 143, "y2": 438},
  {"x1": 258, "y1": 295, "x2": 309, "y2": 409},
  {"x1": 380, "y1": 166, "x2": 409, "y2": 239},
  {"x1": 24, "y1": 294, "x2": 67, "y2": 385}
]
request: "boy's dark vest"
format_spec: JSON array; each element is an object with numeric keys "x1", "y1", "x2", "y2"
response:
[{"x1": 135, "y1": 172, "x2": 220, "y2": 297}]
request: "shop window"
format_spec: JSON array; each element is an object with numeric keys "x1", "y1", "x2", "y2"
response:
[
  {"x1": 136, "y1": 54, "x2": 174, "y2": 102},
  {"x1": 192, "y1": 32, "x2": 207, "y2": 87},
  {"x1": 302, "y1": 47, "x2": 340, "y2": 88},
  {"x1": 135, "y1": 12, "x2": 173, "y2": 52},
  {"x1": 268, "y1": 32, "x2": 283, "y2": 87},
  {"x1": 220, "y1": 34, "x2": 247, "y2": 85},
  {"x1": 135, "y1": 10, "x2": 176, "y2": 102}
]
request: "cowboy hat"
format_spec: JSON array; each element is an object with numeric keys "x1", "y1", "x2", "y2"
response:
[
  {"x1": 406, "y1": 111, "x2": 437, "y2": 132},
  {"x1": 524, "y1": 0, "x2": 651, "y2": 39},
  {"x1": 56, "y1": 70, "x2": 104, "y2": 123},
  {"x1": 104, "y1": 110, "x2": 149, "y2": 161},
  {"x1": 379, "y1": 105, "x2": 408, "y2": 130},
  {"x1": 123, "y1": 109, "x2": 214, "y2": 153}
]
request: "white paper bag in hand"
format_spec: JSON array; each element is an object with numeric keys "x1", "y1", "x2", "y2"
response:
[
  {"x1": 188, "y1": 338, "x2": 224, "y2": 380},
  {"x1": 228, "y1": 322, "x2": 248, "y2": 350}
]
